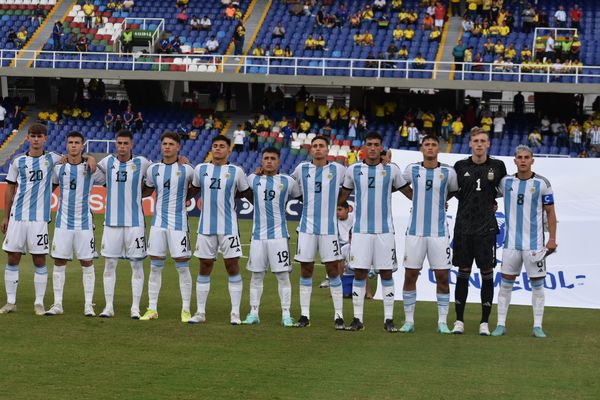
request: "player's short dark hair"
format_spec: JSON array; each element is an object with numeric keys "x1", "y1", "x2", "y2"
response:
[
  {"x1": 421, "y1": 134, "x2": 439, "y2": 144},
  {"x1": 116, "y1": 129, "x2": 133, "y2": 140},
  {"x1": 311, "y1": 135, "x2": 329, "y2": 146},
  {"x1": 28, "y1": 123, "x2": 47, "y2": 136},
  {"x1": 338, "y1": 200, "x2": 350, "y2": 209},
  {"x1": 67, "y1": 131, "x2": 85, "y2": 142},
  {"x1": 364, "y1": 131, "x2": 383, "y2": 143},
  {"x1": 212, "y1": 134, "x2": 231, "y2": 146},
  {"x1": 160, "y1": 131, "x2": 180, "y2": 144},
  {"x1": 262, "y1": 146, "x2": 280, "y2": 157}
]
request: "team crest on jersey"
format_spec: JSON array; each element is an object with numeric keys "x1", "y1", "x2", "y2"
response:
[
  {"x1": 279, "y1": 184, "x2": 284, "y2": 190},
  {"x1": 439, "y1": 174, "x2": 445, "y2": 180},
  {"x1": 327, "y1": 173, "x2": 333, "y2": 180},
  {"x1": 381, "y1": 170, "x2": 387, "y2": 176},
  {"x1": 131, "y1": 165, "x2": 137, "y2": 171},
  {"x1": 43, "y1": 160, "x2": 49, "y2": 167},
  {"x1": 530, "y1": 187, "x2": 536, "y2": 193},
  {"x1": 225, "y1": 173, "x2": 231, "y2": 179},
  {"x1": 82, "y1": 171, "x2": 87, "y2": 176},
  {"x1": 176, "y1": 171, "x2": 181, "y2": 176}
]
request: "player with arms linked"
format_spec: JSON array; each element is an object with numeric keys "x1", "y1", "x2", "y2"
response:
[
  {"x1": 452, "y1": 127, "x2": 507, "y2": 335},
  {"x1": 492, "y1": 145, "x2": 557, "y2": 338},
  {"x1": 189, "y1": 135, "x2": 252, "y2": 325},
  {"x1": 338, "y1": 132, "x2": 412, "y2": 332},
  {"x1": 242, "y1": 147, "x2": 301, "y2": 327}
]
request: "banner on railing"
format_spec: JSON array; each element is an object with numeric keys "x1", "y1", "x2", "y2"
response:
[{"x1": 371, "y1": 150, "x2": 600, "y2": 309}]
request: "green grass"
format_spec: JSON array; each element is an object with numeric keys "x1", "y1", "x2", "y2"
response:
[{"x1": 0, "y1": 213, "x2": 599, "y2": 399}]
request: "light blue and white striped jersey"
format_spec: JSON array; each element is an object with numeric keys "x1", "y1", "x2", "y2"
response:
[
  {"x1": 403, "y1": 162, "x2": 458, "y2": 237},
  {"x1": 292, "y1": 161, "x2": 346, "y2": 235},
  {"x1": 248, "y1": 173, "x2": 300, "y2": 240},
  {"x1": 5, "y1": 152, "x2": 62, "y2": 222},
  {"x1": 342, "y1": 162, "x2": 408, "y2": 234},
  {"x1": 192, "y1": 163, "x2": 249, "y2": 235},
  {"x1": 52, "y1": 162, "x2": 105, "y2": 230},
  {"x1": 145, "y1": 162, "x2": 194, "y2": 231},
  {"x1": 499, "y1": 173, "x2": 554, "y2": 251},
  {"x1": 98, "y1": 154, "x2": 151, "y2": 227}
]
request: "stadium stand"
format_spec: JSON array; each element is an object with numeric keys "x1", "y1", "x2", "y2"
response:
[{"x1": 247, "y1": 0, "x2": 448, "y2": 78}]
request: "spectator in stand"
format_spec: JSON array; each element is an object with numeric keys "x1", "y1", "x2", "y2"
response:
[
  {"x1": 132, "y1": 112, "x2": 144, "y2": 133},
  {"x1": 7, "y1": 29, "x2": 17, "y2": 47},
  {"x1": 399, "y1": 45, "x2": 408, "y2": 59},
  {"x1": 32, "y1": 5, "x2": 46, "y2": 25},
  {"x1": 568, "y1": 119, "x2": 583, "y2": 154},
  {"x1": 158, "y1": 34, "x2": 171, "y2": 53},
  {"x1": 233, "y1": 22, "x2": 245, "y2": 56},
  {"x1": 232, "y1": 124, "x2": 245, "y2": 152},
  {"x1": 123, "y1": 105, "x2": 134, "y2": 129},
  {"x1": 83, "y1": 0, "x2": 94, "y2": 30},
  {"x1": 189, "y1": 15, "x2": 200, "y2": 31},
  {"x1": 176, "y1": 0, "x2": 188, "y2": 7},
  {"x1": 224, "y1": 3, "x2": 236, "y2": 19},
  {"x1": 587, "y1": 122, "x2": 600, "y2": 154},
  {"x1": 206, "y1": 35, "x2": 219, "y2": 53},
  {"x1": 106, "y1": 0, "x2": 116, "y2": 11},
  {"x1": 315, "y1": 35, "x2": 325, "y2": 50},
  {"x1": 192, "y1": 113, "x2": 204, "y2": 130},
  {"x1": 513, "y1": 91, "x2": 525, "y2": 114},
  {"x1": 373, "y1": 0, "x2": 386, "y2": 12},
  {"x1": 407, "y1": 121, "x2": 419, "y2": 148},
  {"x1": 397, "y1": 120, "x2": 409, "y2": 147},
  {"x1": 440, "y1": 110, "x2": 452, "y2": 140},
  {"x1": 272, "y1": 21, "x2": 286, "y2": 39},
  {"x1": 305, "y1": 34, "x2": 316, "y2": 50},
  {"x1": 362, "y1": 5, "x2": 374, "y2": 21},
  {"x1": 76, "y1": 34, "x2": 89, "y2": 52},
  {"x1": 272, "y1": 44, "x2": 283, "y2": 57},
  {"x1": 462, "y1": 16, "x2": 474, "y2": 34},
  {"x1": 493, "y1": 112, "x2": 505, "y2": 140},
  {"x1": 422, "y1": 13, "x2": 434, "y2": 31},
  {"x1": 336, "y1": 5, "x2": 348, "y2": 27},
  {"x1": 354, "y1": 30, "x2": 374, "y2": 46},
  {"x1": 113, "y1": 114, "x2": 123, "y2": 132},
  {"x1": 284, "y1": 45, "x2": 293, "y2": 57},
  {"x1": 528, "y1": 127, "x2": 542, "y2": 150},
  {"x1": 176, "y1": 7, "x2": 189, "y2": 24},
  {"x1": 15, "y1": 27, "x2": 27, "y2": 49},
  {"x1": 434, "y1": 2, "x2": 445, "y2": 29},
  {"x1": 554, "y1": 5, "x2": 567, "y2": 28},
  {"x1": 350, "y1": 12, "x2": 361, "y2": 28},
  {"x1": 544, "y1": 33, "x2": 555, "y2": 62},
  {"x1": 521, "y1": 3, "x2": 536, "y2": 34},
  {"x1": 123, "y1": 0, "x2": 134, "y2": 12},
  {"x1": 315, "y1": 6, "x2": 325, "y2": 30},
  {"x1": 252, "y1": 44, "x2": 265, "y2": 56},
  {"x1": 429, "y1": 27, "x2": 441, "y2": 42},
  {"x1": 570, "y1": 4, "x2": 582, "y2": 30},
  {"x1": 453, "y1": 39, "x2": 465, "y2": 71},
  {"x1": 0, "y1": 102, "x2": 6, "y2": 128},
  {"x1": 570, "y1": 34, "x2": 581, "y2": 60},
  {"x1": 171, "y1": 35, "x2": 183, "y2": 53},
  {"x1": 540, "y1": 115, "x2": 551, "y2": 137},
  {"x1": 451, "y1": 116, "x2": 463, "y2": 144},
  {"x1": 199, "y1": 15, "x2": 212, "y2": 31},
  {"x1": 122, "y1": 27, "x2": 133, "y2": 53},
  {"x1": 413, "y1": 53, "x2": 426, "y2": 69}
]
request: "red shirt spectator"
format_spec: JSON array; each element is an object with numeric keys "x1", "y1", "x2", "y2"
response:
[
  {"x1": 192, "y1": 114, "x2": 204, "y2": 129},
  {"x1": 434, "y1": 3, "x2": 446, "y2": 21},
  {"x1": 570, "y1": 5, "x2": 582, "y2": 29}
]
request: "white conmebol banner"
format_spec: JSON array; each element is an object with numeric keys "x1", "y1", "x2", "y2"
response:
[{"x1": 373, "y1": 150, "x2": 600, "y2": 309}]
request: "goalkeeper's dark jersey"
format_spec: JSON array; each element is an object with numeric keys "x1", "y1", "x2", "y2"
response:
[{"x1": 453, "y1": 156, "x2": 507, "y2": 236}]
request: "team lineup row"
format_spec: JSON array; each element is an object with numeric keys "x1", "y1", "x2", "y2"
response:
[{"x1": 0, "y1": 124, "x2": 557, "y2": 336}]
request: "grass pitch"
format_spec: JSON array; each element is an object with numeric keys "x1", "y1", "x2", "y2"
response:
[{"x1": 0, "y1": 214, "x2": 598, "y2": 400}]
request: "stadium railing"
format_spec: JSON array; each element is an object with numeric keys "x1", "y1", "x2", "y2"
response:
[{"x1": 1, "y1": 49, "x2": 599, "y2": 84}]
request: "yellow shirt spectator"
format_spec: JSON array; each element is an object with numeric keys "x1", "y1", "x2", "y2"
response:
[
  {"x1": 253, "y1": 47, "x2": 264, "y2": 56},
  {"x1": 481, "y1": 116, "x2": 492, "y2": 131},
  {"x1": 393, "y1": 27, "x2": 404, "y2": 40},
  {"x1": 429, "y1": 30, "x2": 441, "y2": 41},
  {"x1": 404, "y1": 28, "x2": 414, "y2": 40},
  {"x1": 499, "y1": 25, "x2": 510, "y2": 36},
  {"x1": 273, "y1": 47, "x2": 284, "y2": 57},
  {"x1": 83, "y1": 3, "x2": 94, "y2": 17},
  {"x1": 305, "y1": 100, "x2": 317, "y2": 117},
  {"x1": 505, "y1": 47, "x2": 516, "y2": 59},
  {"x1": 299, "y1": 120, "x2": 311, "y2": 132},
  {"x1": 452, "y1": 120, "x2": 464, "y2": 135},
  {"x1": 317, "y1": 104, "x2": 329, "y2": 120},
  {"x1": 422, "y1": 112, "x2": 435, "y2": 128},
  {"x1": 494, "y1": 42, "x2": 505, "y2": 54},
  {"x1": 399, "y1": 47, "x2": 408, "y2": 58}
]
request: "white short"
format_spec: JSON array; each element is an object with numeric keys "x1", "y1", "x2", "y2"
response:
[
  {"x1": 294, "y1": 232, "x2": 342, "y2": 263},
  {"x1": 101, "y1": 226, "x2": 147, "y2": 260},
  {"x1": 435, "y1": 19, "x2": 444, "y2": 28},
  {"x1": 194, "y1": 234, "x2": 242, "y2": 260},
  {"x1": 502, "y1": 248, "x2": 547, "y2": 279},
  {"x1": 51, "y1": 227, "x2": 97, "y2": 261},
  {"x1": 2, "y1": 220, "x2": 49, "y2": 255},
  {"x1": 349, "y1": 232, "x2": 397, "y2": 271},
  {"x1": 147, "y1": 227, "x2": 191, "y2": 259},
  {"x1": 403, "y1": 235, "x2": 451, "y2": 270},
  {"x1": 247, "y1": 238, "x2": 292, "y2": 273}
]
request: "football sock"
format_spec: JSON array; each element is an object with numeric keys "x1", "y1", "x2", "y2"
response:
[
  {"x1": 34, "y1": 265, "x2": 48, "y2": 305},
  {"x1": 381, "y1": 278, "x2": 395, "y2": 321},
  {"x1": 352, "y1": 278, "x2": 366, "y2": 322},
  {"x1": 481, "y1": 270, "x2": 494, "y2": 323},
  {"x1": 249, "y1": 272, "x2": 265, "y2": 316},
  {"x1": 299, "y1": 276, "x2": 312, "y2": 319},
  {"x1": 437, "y1": 292, "x2": 450, "y2": 324},
  {"x1": 228, "y1": 274, "x2": 243, "y2": 316},
  {"x1": 454, "y1": 269, "x2": 470, "y2": 322},
  {"x1": 176, "y1": 261, "x2": 192, "y2": 313},
  {"x1": 103, "y1": 258, "x2": 118, "y2": 310},
  {"x1": 275, "y1": 272, "x2": 291, "y2": 319},
  {"x1": 130, "y1": 260, "x2": 144, "y2": 312},
  {"x1": 148, "y1": 259, "x2": 164, "y2": 311},
  {"x1": 531, "y1": 279, "x2": 545, "y2": 328},
  {"x1": 403, "y1": 290, "x2": 417, "y2": 324},
  {"x1": 52, "y1": 265, "x2": 66, "y2": 305},
  {"x1": 496, "y1": 278, "x2": 514, "y2": 326},
  {"x1": 82, "y1": 265, "x2": 95, "y2": 305},
  {"x1": 196, "y1": 274, "x2": 210, "y2": 315},
  {"x1": 329, "y1": 275, "x2": 343, "y2": 320},
  {"x1": 5, "y1": 264, "x2": 19, "y2": 304}
]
